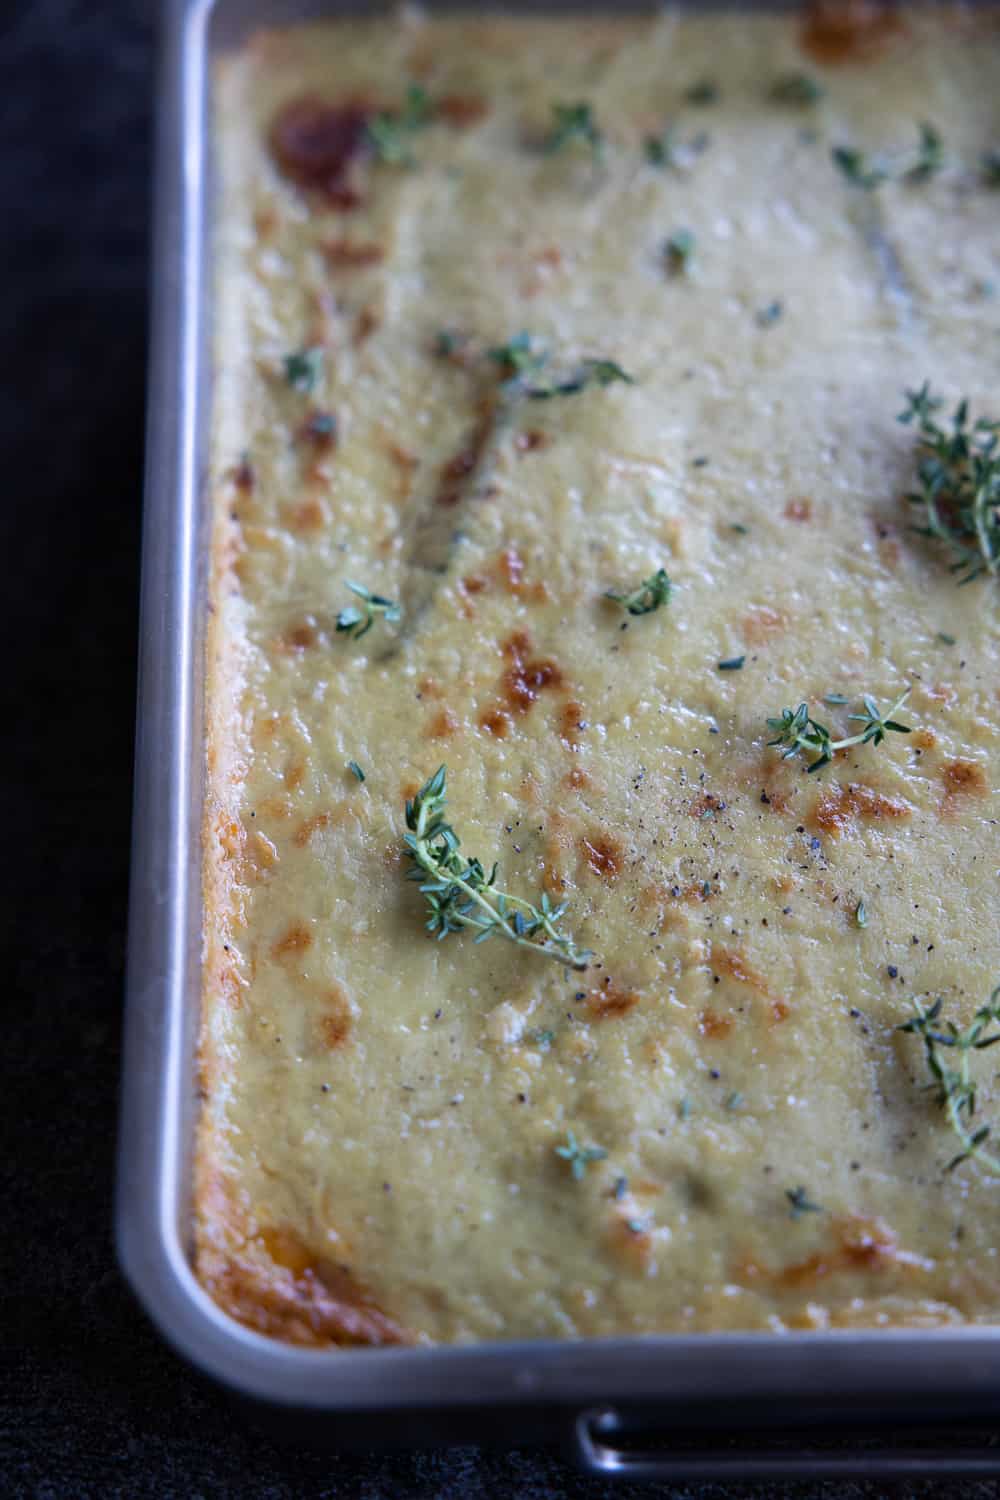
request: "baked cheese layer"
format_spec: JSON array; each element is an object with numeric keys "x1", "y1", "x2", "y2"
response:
[{"x1": 199, "y1": 6, "x2": 1000, "y2": 1345}]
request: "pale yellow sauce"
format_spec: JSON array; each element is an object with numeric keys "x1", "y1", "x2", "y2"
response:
[{"x1": 198, "y1": 8, "x2": 1000, "y2": 1344}]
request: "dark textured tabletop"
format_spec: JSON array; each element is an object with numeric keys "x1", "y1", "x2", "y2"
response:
[{"x1": 4, "y1": 3, "x2": 999, "y2": 1496}]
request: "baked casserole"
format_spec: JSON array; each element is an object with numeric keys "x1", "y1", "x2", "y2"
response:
[{"x1": 197, "y1": 4, "x2": 1000, "y2": 1346}]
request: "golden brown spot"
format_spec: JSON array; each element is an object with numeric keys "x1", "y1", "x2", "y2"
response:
[
  {"x1": 690, "y1": 792, "x2": 726, "y2": 819},
  {"x1": 770, "y1": 999, "x2": 791, "y2": 1025},
  {"x1": 699, "y1": 1010, "x2": 734, "y2": 1041},
  {"x1": 921, "y1": 682, "x2": 957, "y2": 707},
  {"x1": 912, "y1": 728, "x2": 937, "y2": 752},
  {"x1": 284, "y1": 620, "x2": 319, "y2": 651},
  {"x1": 479, "y1": 708, "x2": 511, "y2": 738},
  {"x1": 773, "y1": 1219, "x2": 905, "y2": 1290},
  {"x1": 298, "y1": 410, "x2": 337, "y2": 452},
  {"x1": 289, "y1": 497, "x2": 327, "y2": 533},
  {"x1": 318, "y1": 985, "x2": 352, "y2": 1050},
  {"x1": 285, "y1": 760, "x2": 305, "y2": 790},
  {"x1": 417, "y1": 676, "x2": 442, "y2": 699},
  {"x1": 503, "y1": 630, "x2": 533, "y2": 658},
  {"x1": 271, "y1": 922, "x2": 313, "y2": 960},
  {"x1": 258, "y1": 1225, "x2": 317, "y2": 1278},
  {"x1": 354, "y1": 306, "x2": 379, "y2": 344},
  {"x1": 714, "y1": 946, "x2": 774, "y2": 999},
  {"x1": 811, "y1": 782, "x2": 912, "y2": 837},
  {"x1": 294, "y1": 812, "x2": 332, "y2": 848},
  {"x1": 742, "y1": 604, "x2": 787, "y2": 645},
  {"x1": 515, "y1": 429, "x2": 549, "y2": 454},
  {"x1": 253, "y1": 205, "x2": 278, "y2": 240},
  {"x1": 941, "y1": 760, "x2": 988, "y2": 797},
  {"x1": 498, "y1": 546, "x2": 525, "y2": 592},
  {"x1": 773, "y1": 873, "x2": 795, "y2": 895},
  {"x1": 560, "y1": 700, "x2": 588, "y2": 743},
  {"x1": 587, "y1": 983, "x2": 640, "y2": 1021},
  {"x1": 232, "y1": 455, "x2": 255, "y2": 493},
  {"x1": 436, "y1": 93, "x2": 489, "y2": 126},
  {"x1": 580, "y1": 833, "x2": 623, "y2": 882},
  {"x1": 386, "y1": 440, "x2": 416, "y2": 472},
  {"x1": 500, "y1": 632, "x2": 564, "y2": 716},
  {"x1": 462, "y1": 574, "x2": 488, "y2": 595},
  {"x1": 269, "y1": 96, "x2": 373, "y2": 204},
  {"x1": 784, "y1": 497, "x2": 812, "y2": 522},
  {"x1": 435, "y1": 397, "x2": 496, "y2": 507},
  {"x1": 257, "y1": 795, "x2": 293, "y2": 821},
  {"x1": 427, "y1": 708, "x2": 460, "y2": 740},
  {"x1": 401, "y1": 780, "x2": 422, "y2": 804},
  {"x1": 324, "y1": 238, "x2": 384, "y2": 269},
  {"x1": 565, "y1": 766, "x2": 590, "y2": 790},
  {"x1": 201, "y1": 1219, "x2": 409, "y2": 1347},
  {"x1": 800, "y1": 1, "x2": 904, "y2": 65}
]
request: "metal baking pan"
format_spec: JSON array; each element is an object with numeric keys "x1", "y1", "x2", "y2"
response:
[{"x1": 118, "y1": 0, "x2": 1000, "y2": 1476}]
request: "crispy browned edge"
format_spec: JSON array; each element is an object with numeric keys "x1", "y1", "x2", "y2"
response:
[{"x1": 192, "y1": 37, "x2": 408, "y2": 1350}]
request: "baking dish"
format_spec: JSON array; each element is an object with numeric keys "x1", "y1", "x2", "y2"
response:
[{"x1": 118, "y1": 0, "x2": 1000, "y2": 1474}]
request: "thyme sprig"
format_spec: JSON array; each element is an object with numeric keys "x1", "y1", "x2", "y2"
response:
[
  {"x1": 335, "y1": 581, "x2": 401, "y2": 639},
  {"x1": 488, "y1": 333, "x2": 633, "y2": 400},
  {"x1": 543, "y1": 101, "x2": 604, "y2": 160},
  {"x1": 555, "y1": 1130, "x2": 608, "y2": 1179},
  {"x1": 898, "y1": 384, "x2": 1000, "y2": 582},
  {"x1": 898, "y1": 990, "x2": 1000, "y2": 1174},
  {"x1": 367, "y1": 84, "x2": 433, "y2": 165},
  {"x1": 767, "y1": 689, "x2": 911, "y2": 773},
  {"x1": 605, "y1": 568, "x2": 672, "y2": 616},
  {"x1": 403, "y1": 766, "x2": 591, "y2": 970}
]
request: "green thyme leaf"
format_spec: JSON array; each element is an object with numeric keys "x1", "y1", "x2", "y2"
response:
[
  {"x1": 367, "y1": 84, "x2": 433, "y2": 165},
  {"x1": 284, "y1": 346, "x2": 324, "y2": 393},
  {"x1": 347, "y1": 760, "x2": 366, "y2": 783},
  {"x1": 756, "y1": 301, "x2": 783, "y2": 328},
  {"x1": 786, "y1": 1185, "x2": 823, "y2": 1219},
  {"x1": 855, "y1": 900, "x2": 868, "y2": 928},
  {"x1": 937, "y1": 632, "x2": 957, "y2": 645},
  {"x1": 718, "y1": 656, "x2": 745, "y2": 672},
  {"x1": 528, "y1": 1028, "x2": 555, "y2": 1049},
  {"x1": 543, "y1": 101, "x2": 603, "y2": 160},
  {"x1": 665, "y1": 228, "x2": 696, "y2": 274},
  {"x1": 982, "y1": 150, "x2": 1000, "y2": 186},
  {"x1": 555, "y1": 1129, "x2": 608, "y2": 1179},
  {"x1": 335, "y1": 580, "x2": 401, "y2": 640},
  {"x1": 905, "y1": 121, "x2": 944, "y2": 182},
  {"x1": 644, "y1": 126, "x2": 710, "y2": 171},
  {"x1": 403, "y1": 767, "x2": 591, "y2": 970},
  {"x1": 832, "y1": 144, "x2": 889, "y2": 190},
  {"x1": 605, "y1": 567, "x2": 672, "y2": 617}
]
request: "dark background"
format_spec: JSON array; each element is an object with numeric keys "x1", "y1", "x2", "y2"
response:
[{"x1": 4, "y1": 2, "x2": 999, "y2": 1496}]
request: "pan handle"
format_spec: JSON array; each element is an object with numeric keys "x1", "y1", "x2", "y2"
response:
[{"x1": 575, "y1": 1406, "x2": 1000, "y2": 1481}]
